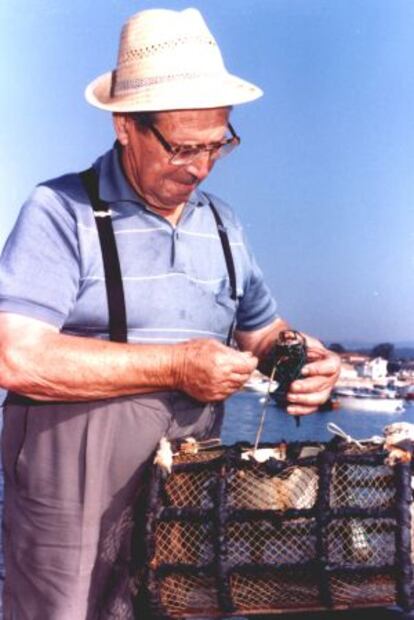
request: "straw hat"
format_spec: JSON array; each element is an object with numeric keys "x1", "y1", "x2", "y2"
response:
[{"x1": 85, "y1": 8, "x2": 263, "y2": 112}]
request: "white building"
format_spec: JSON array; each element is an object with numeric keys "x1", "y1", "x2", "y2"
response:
[{"x1": 357, "y1": 357, "x2": 388, "y2": 381}]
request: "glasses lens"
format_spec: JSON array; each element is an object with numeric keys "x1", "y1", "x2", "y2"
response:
[
  {"x1": 170, "y1": 140, "x2": 238, "y2": 166},
  {"x1": 215, "y1": 141, "x2": 238, "y2": 160},
  {"x1": 171, "y1": 147, "x2": 203, "y2": 166}
]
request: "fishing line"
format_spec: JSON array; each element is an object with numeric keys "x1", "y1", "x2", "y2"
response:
[{"x1": 253, "y1": 364, "x2": 278, "y2": 452}]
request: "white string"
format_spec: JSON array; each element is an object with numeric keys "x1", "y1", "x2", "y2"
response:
[
  {"x1": 253, "y1": 365, "x2": 278, "y2": 452},
  {"x1": 327, "y1": 422, "x2": 384, "y2": 449}
]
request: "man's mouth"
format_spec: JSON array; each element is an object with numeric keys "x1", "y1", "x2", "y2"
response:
[
  {"x1": 172, "y1": 172, "x2": 199, "y2": 186},
  {"x1": 172, "y1": 178, "x2": 198, "y2": 191}
]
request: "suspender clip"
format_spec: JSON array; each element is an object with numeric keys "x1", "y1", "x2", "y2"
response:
[{"x1": 94, "y1": 210, "x2": 112, "y2": 218}]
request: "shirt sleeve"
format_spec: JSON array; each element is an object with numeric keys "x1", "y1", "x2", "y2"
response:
[{"x1": 0, "y1": 185, "x2": 81, "y2": 328}]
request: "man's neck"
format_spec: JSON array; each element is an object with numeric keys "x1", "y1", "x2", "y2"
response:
[
  {"x1": 144, "y1": 200, "x2": 185, "y2": 227},
  {"x1": 119, "y1": 146, "x2": 185, "y2": 226}
]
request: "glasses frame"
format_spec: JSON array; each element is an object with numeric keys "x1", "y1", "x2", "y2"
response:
[{"x1": 146, "y1": 122, "x2": 240, "y2": 165}]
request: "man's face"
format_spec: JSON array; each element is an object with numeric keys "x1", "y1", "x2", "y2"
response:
[{"x1": 118, "y1": 107, "x2": 231, "y2": 214}]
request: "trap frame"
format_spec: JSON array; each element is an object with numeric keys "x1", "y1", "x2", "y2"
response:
[{"x1": 139, "y1": 439, "x2": 414, "y2": 618}]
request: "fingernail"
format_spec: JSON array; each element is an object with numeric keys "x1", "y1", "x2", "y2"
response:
[{"x1": 287, "y1": 406, "x2": 299, "y2": 415}]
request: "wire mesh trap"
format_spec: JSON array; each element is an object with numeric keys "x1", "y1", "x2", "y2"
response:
[{"x1": 139, "y1": 438, "x2": 414, "y2": 618}]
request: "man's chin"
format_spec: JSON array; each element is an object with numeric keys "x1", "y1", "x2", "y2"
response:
[
  {"x1": 149, "y1": 184, "x2": 197, "y2": 210},
  {"x1": 169, "y1": 187, "x2": 195, "y2": 203},
  {"x1": 152, "y1": 193, "x2": 192, "y2": 211}
]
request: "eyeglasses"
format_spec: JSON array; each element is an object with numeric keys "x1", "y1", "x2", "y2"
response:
[{"x1": 147, "y1": 122, "x2": 240, "y2": 166}]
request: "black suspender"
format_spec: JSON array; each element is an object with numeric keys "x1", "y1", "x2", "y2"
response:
[
  {"x1": 206, "y1": 198, "x2": 238, "y2": 302},
  {"x1": 79, "y1": 168, "x2": 237, "y2": 345},
  {"x1": 204, "y1": 195, "x2": 238, "y2": 346},
  {"x1": 80, "y1": 168, "x2": 128, "y2": 343}
]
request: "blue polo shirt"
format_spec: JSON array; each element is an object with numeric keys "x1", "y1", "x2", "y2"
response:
[{"x1": 0, "y1": 145, "x2": 277, "y2": 343}]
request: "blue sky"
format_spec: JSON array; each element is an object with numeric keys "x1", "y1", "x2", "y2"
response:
[{"x1": 1, "y1": 0, "x2": 413, "y2": 345}]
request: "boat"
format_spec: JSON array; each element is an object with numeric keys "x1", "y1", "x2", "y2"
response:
[
  {"x1": 334, "y1": 386, "x2": 405, "y2": 413},
  {"x1": 401, "y1": 385, "x2": 414, "y2": 401}
]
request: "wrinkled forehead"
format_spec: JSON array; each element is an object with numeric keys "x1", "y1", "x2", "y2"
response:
[{"x1": 154, "y1": 107, "x2": 231, "y2": 130}]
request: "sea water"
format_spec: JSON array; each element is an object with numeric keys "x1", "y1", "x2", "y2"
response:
[
  {"x1": 1, "y1": 393, "x2": 414, "y2": 619},
  {"x1": 223, "y1": 391, "x2": 414, "y2": 446}
]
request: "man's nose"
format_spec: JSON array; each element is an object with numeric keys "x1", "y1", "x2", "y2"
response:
[{"x1": 185, "y1": 151, "x2": 213, "y2": 179}]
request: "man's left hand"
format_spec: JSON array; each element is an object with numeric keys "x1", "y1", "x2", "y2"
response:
[
  {"x1": 236, "y1": 320, "x2": 341, "y2": 416},
  {"x1": 286, "y1": 340, "x2": 341, "y2": 416}
]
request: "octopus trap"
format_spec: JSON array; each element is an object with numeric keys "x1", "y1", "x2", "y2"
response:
[{"x1": 136, "y1": 430, "x2": 414, "y2": 618}]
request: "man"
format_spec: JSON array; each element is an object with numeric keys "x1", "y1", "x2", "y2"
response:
[{"x1": 0, "y1": 8, "x2": 340, "y2": 619}]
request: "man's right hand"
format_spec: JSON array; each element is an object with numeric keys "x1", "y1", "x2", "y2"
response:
[{"x1": 172, "y1": 339, "x2": 258, "y2": 402}]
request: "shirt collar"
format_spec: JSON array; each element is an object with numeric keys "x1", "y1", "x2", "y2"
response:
[
  {"x1": 93, "y1": 142, "x2": 206, "y2": 209},
  {"x1": 94, "y1": 142, "x2": 139, "y2": 204}
]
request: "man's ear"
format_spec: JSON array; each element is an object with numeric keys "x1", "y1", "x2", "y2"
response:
[{"x1": 113, "y1": 113, "x2": 130, "y2": 146}]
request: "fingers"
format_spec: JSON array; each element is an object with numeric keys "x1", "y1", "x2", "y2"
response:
[
  {"x1": 176, "y1": 338, "x2": 258, "y2": 402},
  {"x1": 287, "y1": 379, "x2": 333, "y2": 412},
  {"x1": 201, "y1": 372, "x2": 254, "y2": 401},
  {"x1": 286, "y1": 404, "x2": 320, "y2": 416},
  {"x1": 284, "y1": 347, "x2": 340, "y2": 415},
  {"x1": 287, "y1": 389, "x2": 331, "y2": 412},
  {"x1": 227, "y1": 350, "x2": 258, "y2": 374},
  {"x1": 301, "y1": 348, "x2": 341, "y2": 378},
  {"x1": 287, "y1": 388, "x2": 333, "y2": 415},
  {"x1": 301, "y1": 359, "x2": 340, "y2": 380},
  {"x1": 290, "y1": 375, "x2": 334, "y2": 395}
]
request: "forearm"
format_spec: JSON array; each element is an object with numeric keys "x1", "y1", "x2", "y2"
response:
[
  {"x1": 235, "y1": 318, "x2": 290, "y2": 358},
  {"x1": 0, "y1": 329, "x2": 177, "y2": 401},
  {"x1": 236, "y1": 319, "x2": 329, "y2": 362},
  {"x1": 0, "y1": 314, "x2": 258, "y2": 403}
]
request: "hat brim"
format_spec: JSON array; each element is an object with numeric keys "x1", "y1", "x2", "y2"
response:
[{"x1": 85, "y1": 70, "x2": 263, "y2": 112}]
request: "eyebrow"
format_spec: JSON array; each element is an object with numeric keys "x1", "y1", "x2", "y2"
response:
[{"x1": 161, "y1": 124, "x2": 235, "y2": 149}]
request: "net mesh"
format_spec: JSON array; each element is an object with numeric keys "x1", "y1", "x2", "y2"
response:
[
  {"x1": 330, "y1": 462, "x2": 395, "y2": 509},
  {"x1": 227, "y1": 519, "x2": 316, "y2": 566},
  {"x1": 231, "y1": 570, "x2": 320, "y2": 611},
  {"x1": 331, "y1": 572, "x2": 396, "y2": 606},
  {"x1": 142, "y1": 441, "x2": 414, "y2": 617},
  {"x1": 159, "y1": 574, "x2": 219, "y2": 616},
  {"x1": 164, "y1": 469, "x2": 215, "y2": 508},
  {"x1": 227, "y1": 464, "x2": 319, "y2": 511},
  {"x1": 327, "y1": 518, "x2": 395, "y2": 566},
  {"x1": 155, "y1": 521, "x2": 214, "y2": 565}
]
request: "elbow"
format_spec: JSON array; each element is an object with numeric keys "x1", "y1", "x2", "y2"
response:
[
  {"x1": 0, "y1": 314, "x2": 58, "y2": 397},
  {"x1": 0, "y1": 344, "x2": 33, "y2": 394}
]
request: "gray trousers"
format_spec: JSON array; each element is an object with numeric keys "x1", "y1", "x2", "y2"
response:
[{"x1": 2, "y1": 391, "x2": 223, "y2": 620}]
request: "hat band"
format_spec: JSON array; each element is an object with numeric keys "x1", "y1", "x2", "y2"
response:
[{"x1": 113, "y1": 71, "x2": 224, "y2": 95}]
